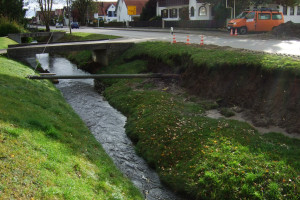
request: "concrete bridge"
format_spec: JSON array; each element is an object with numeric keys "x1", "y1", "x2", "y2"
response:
[
  {"x1": 8, "y1": 32, "x2": 65, "y2": 44},
  {"x1": 7, "y1": 39, "x2": 134, "y2": 66}
]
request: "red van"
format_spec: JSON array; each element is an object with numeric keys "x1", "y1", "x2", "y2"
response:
[{"x1": 227, "y1": 9, "x2": 284, "y2": 34}]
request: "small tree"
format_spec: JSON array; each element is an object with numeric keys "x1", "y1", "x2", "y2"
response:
[
  {"x1": 0, "y1": 0, "x2": 26, "y2": 24},
  {"x1": 72, "y1": 0, "x2": 93, "y2": 25},
  {"x1": 37, "y1": 0, "x2": 54, "y2": 32},
  {"x1": 140, "y1": 0, "x2": 157, "y2": 21}
]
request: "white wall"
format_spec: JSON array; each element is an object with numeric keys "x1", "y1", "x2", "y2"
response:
[
  {"x1": 117, "y1": 0, "x2": 131, "y2": 22},
  {"x1": 280, "y1": 5, "x2": 300, "y2": 23},
  {"x1": 106, "y1": 4, "x2": 117, "y2": 22},
  {"x1": 157, "y1": 0, "x2": 213, "y2": 21},
  {"x1": 189, "y1": 1, "x2": 212, "y2": 20}
]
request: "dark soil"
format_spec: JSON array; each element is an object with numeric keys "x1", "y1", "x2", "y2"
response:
[
  {"x1": 271, "y1": 21, "x2": 300, "y2": 40},
  {"x1": 142, "y1": 53, "x2": 300, "y2": 135}
]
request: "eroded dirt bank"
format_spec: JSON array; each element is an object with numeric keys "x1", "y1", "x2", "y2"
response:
[{"x1": 142, "y1": 57, "x2": 300, "y2": 135}]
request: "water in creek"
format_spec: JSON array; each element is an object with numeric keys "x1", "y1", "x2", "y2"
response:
[{"x1": 30, "y1": 54, "x2": 181, "y2": 200}]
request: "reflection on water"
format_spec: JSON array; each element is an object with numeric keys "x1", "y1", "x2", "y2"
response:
[{"x1": 32, "y1": 53, "x2": 181, "y2": 200}]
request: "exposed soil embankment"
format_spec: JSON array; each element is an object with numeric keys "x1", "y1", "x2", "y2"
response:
[
  {"x1": 180, "y1": 65, "x2": 300, "y2": 134},
  {"x1": 140, "y1": 54, "x2": 300, "y2": 135}
]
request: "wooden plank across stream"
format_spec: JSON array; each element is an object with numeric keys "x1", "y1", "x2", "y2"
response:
[{"x1": 27, "y1": 74, "x2": 180, "y2": 80}]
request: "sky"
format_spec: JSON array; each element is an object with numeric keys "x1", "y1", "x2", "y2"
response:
[{"x1": 24, "y1": 0, "x2": 117, "y2": 18}]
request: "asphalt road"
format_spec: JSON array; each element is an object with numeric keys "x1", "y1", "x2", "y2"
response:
[{"x1": 42, "y1": 26, "x2": 300, "y2": 57}]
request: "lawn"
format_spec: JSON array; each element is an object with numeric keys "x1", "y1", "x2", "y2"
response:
[
  {"x1": 0, "y1": 55, "x2": 143, "y2": 199},
  {"x1": 122, "y1": 42, "x2": 300, "y2": 77},
  {"x1": 0, "y1": 37, "x2": 17, "y2": 49},
  {"x1": 98, "y1": 47, "x2": 300, "y2": 199},
  {"x1": 57, "y1": 32, "x2": 120, "y2": 42}
]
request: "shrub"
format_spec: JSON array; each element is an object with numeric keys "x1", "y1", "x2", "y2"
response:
[{"x1": 0, "y1": 16, "x2": 26, "y2": 36}]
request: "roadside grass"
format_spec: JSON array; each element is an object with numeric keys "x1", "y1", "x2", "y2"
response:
[
  {"x1": 99, "y1": 56, "x2": 300, "y2": 199},
  {"x1": 122, "y1": 42, "x2": 300, "y2": 77},
  {"x1": 0, "y1": 37, "x2": 17, "y2": 49},
  {"x1": 57, "y1": 32, "x2": 120, "y2": 42},
  {"x1": 0, "y1": 56, "x2": 143, "y2": 199}
]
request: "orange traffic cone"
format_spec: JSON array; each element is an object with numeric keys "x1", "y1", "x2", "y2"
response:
[
  {"x1": 200, "y1": 35, "x2": 204, "y2": 46},
  {"x1": 173, "y1": 34, "x2": 176, "y2": 43},
  {"x1": 234, "y1": 28, "x2": 238, "y2": 36},
  {"x1": 186, "y1": 35, "x2": 190, "y2": 45},
  {"x1": 230, "y1": 28, "x2": 233, "y2": 36}
]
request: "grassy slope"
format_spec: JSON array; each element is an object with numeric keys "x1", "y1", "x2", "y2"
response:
[
  {"x1": 0, "y1": 37, "x2": 17, "y2": 49},
  {"x1": 0, "y1": 56, "x2": 143, "y2": 199},
  {"x1": 98, "y1": 45, "x2": 300, "y2": 199},
  {"x1": 57, "y1": 32, "x2": 120, "y2": 42},
  {"x1": 123, "y1": 42, "x2": 300, "y2": 77}
]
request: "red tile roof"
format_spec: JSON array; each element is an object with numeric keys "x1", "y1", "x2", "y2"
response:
[{"x1": 97, "y1": 2, "x2": 117, "y2": 16}]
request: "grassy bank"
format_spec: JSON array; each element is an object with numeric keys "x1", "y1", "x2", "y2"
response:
[
  {"x1": 0, "y1": 37, "x2": 17, "y2": 49},
  {"x1": 98, "y1": 44, "x2": 300, "y2": 199},
  {"x1": 57, "y1": 32, "x2": 120, "y2": 42},
  {"x1": 122, "y1": 42, "x2": 300, "y2": 77},
  {"x1": 0, "y1": 56, "x2": 143, "y2": 199}
]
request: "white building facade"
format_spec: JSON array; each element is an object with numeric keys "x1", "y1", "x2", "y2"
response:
[{"x1": 157, "y1": 0, "x2": 213, "y2": 21}]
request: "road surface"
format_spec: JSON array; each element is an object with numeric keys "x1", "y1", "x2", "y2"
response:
[{"x1": 42, "y1": 26, "x2": 300, "y2": 57}]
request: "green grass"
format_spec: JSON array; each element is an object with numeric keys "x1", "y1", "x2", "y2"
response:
[
  {"x1": 122, "y1": 42, "x2": 300, "y2": 77},
  {"x1": 98, "y1": 56, "x2": 300, "y2": 199},
  {"x1": 0, "y1": 37, "x2": 17, "y2": 49},
  {"x1": 57, "y1": 32, "x2": 120, "y2": 42},
  {"x1": 0, "y1": 55, "x2": 143, "y2": 199}
]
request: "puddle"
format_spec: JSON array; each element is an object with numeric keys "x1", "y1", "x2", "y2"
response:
[{"x1": 206, "y1": 109, "x2": 300, "y2": 139}]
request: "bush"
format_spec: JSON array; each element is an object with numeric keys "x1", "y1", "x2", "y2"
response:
[{"x1": 0, "y1": 16, "x2": 26, "y2": 36}]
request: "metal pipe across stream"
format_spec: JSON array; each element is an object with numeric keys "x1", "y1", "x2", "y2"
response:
[{"x1": 27, "y1": 73, "x2": 180, "y2": 79}]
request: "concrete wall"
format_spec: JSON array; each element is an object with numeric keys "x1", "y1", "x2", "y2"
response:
[
  {"x1": 7, "y1": 42, "x2": 134, "y2": 67},
  {"x1": 8, "y1": 32, "x2": 65, "y2": 44}
]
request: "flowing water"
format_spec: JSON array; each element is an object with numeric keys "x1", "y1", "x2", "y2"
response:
[{"x1": 29, "y1": 54, "x2": 181, "y2": 200}]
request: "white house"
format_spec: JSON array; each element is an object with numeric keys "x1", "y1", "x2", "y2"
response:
[
  {"x1": 157, "y1": 0, "x2": 213, "y2": 21},
  {"x1": 116, "y1": 0, "x2": 148, "y2": 22},
  {"x1": 95, "y1": 2, "x2": 117, "y2": 22},
  {"x1": 157, "y1": 0, "x2": 300, "y2": 23}
]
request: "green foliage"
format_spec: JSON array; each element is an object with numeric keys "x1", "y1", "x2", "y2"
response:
[
  {"x1": 123, "y1": 42, "x2": 300, "y2": 77},
  {"x1": 67, "y1": 50, "x2": 92, "y2": 68},
  {"x1": 0, "y1": 0, "x2": 26, "y2": 24},
  {"x1": 0, "y1": 16, "x2": 27, "y2": 37},
  {"x1": 99, "y1": 49, "x2": 300, "y2": 200},
  {"x1": 57, "y1": 32, "x2": 120, "y2": 42},
  {"x1": 140, "y1": 0, "x2": 157, "y2": 21},
  {"x1": 0, "y1": 56, "x2": 143, "y2": 199}
]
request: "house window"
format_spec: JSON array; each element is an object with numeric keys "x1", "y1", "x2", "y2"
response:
[
  {"x1": 172, "y1": 8, "x2": 178, "y2": 18},
  {"x1": 283, "y1": 6, "x2": 287, "y2": 15},
  {"x1": 161, "y1": 9, "x2": 168, "y2": 18},
  {"x1": 108, "y1": 11, "x2": 113, "y2": 17},
  {"x1": 199, "y1": 6, "x2": 207, "y2": 16},
  {"x1": 298, "y1": 6, "x2": 300, "y2": 15},
  {"x1": 170, "y1": 8, "x2": 177, "y2": 18},
  {"x1": 191, "y1": 6, "x2": 194, "y2": 17},
  {"x1": 290, "y1": 6, "x2": 294, "y2": 15}
]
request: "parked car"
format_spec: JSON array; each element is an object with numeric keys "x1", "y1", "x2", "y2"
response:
[
  {"x1": 71, "y1": 22, "x2": 79, "y2": 29},
  {"x1": 55, "y1": 23, "x2": 63, "y2": 28},
  {"x1": 227, "y1": 8, "x2": 284, "y2": 34}
]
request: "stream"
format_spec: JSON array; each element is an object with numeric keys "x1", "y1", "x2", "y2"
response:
[{"x1": 28, "y1": 54, "x2": 181, "y2": 200}]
